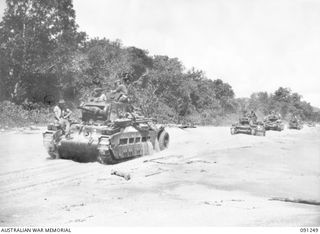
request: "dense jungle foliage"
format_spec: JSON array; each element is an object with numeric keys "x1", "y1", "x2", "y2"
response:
[{"x1": 0, "y1": 0, "x2": 319, "y2": 127}]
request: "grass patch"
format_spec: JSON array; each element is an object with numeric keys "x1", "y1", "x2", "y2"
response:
[{"x1": 0, "y1": 101, "x2": 53, "y2": 128}]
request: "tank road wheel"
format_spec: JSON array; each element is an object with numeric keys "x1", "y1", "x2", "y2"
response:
[
  {"x1": 97, "y1": 149, "x2": 116, "y2": 165},
  {"x1": 43, "y1": 132, "x2": 60, "y2": 159},
  {"x1": 48, "y1": 148, "x2": 60, "y2": 159},
  {"x1": 158, "y1": 131, "x2": 169, "y2": 151},
  {"x1": 257, "y1": 130, "x2": 266, "y2": 136},
  {"x1": 45, "y1": 142, "x2": 60, "y2": 159}
]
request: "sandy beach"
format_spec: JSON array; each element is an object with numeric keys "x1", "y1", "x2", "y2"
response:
[{"x1": 0, "y1": 125, "x2": 319, "y2": 226}]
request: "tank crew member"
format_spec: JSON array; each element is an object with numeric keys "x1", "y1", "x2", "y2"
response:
[
  {"x1": 53, "y1": 99, "x2": 72, "y2": 134},
  {"x1": 111, "y1": 78, "x2": 129, "y2": 103},
  {"x1": 291, "y1": 114, "x2": 298, "y2": 122},
  {"x1": 249, "y1": 110, "x2": 257, "y2": 123},
  {"x1": 265, "y1": 110, "x2": 275, "y2": 121}
]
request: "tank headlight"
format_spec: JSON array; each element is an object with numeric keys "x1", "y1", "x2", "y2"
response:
[{"x1": 43, "y1": 132, "x2": 53, "y2": 141}]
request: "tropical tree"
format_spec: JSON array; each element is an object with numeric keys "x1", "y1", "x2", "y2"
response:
[{"x1": 0, "y1": 0, "x2": 85, "y2": 103}]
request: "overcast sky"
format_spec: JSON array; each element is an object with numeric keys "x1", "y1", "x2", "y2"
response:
[{"x1": 1, "y1": 0, "x2": 319, "y2": 106}]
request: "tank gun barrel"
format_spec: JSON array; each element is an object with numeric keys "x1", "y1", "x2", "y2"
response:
[
  {"x1": 78, "y1": 106, "x2": 95, "y2": 113},
  {"x1": 78, "y1": 106, "x2": 107, "y2": 116},
  {"x1": 134, "y1": 118, "x2": 155, "y2": 123}
]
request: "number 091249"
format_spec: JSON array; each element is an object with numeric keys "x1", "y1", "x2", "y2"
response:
[{"x1": 300, "y1": 228, "x2": 318, "y2": 233}]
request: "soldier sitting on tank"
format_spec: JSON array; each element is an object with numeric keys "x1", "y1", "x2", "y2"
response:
[
  {"x1": 249, "y1": 110, "x2": 257, "y2": 123},
  {"x1": 265, "y1": 111, "x2": 276, "y2": 121},
  {"x1": 271, "y1": 111, "x2": 278, "y2": 118},
  {"x1": 111, "y1": 75, "x2": 129, "y2": 103},
  {"x1": 291, "y1": 115, "x2": 298, "y2": 123},
  {"x1": 53, "y1": 99, "x2": 72, "y2": 135}
]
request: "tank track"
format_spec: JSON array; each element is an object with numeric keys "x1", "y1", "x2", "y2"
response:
[
  {"x1": 97, "y1": 149, "x2": 116, "y2": 164},
  {"x1": 48, "y1": 149, "x2": 60, "y2": 159}
]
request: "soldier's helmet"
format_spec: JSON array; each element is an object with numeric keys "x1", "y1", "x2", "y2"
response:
[{"x1": 58, "y1": 99, "x2": 66, "y2": 108}]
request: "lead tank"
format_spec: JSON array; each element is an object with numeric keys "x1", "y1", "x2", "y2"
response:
[
  {"x1": 230, "y1": 117, "x2": 266, "y2": 136},
  {"x1": 43, "y1": 100, "x2": 169, "y2": 164}
]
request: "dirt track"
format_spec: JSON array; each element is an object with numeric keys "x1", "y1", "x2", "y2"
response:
[{"x1": 0, "y1": 126, "x2": 319, "y2": 226}]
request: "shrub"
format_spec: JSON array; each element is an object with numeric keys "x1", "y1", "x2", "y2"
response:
[{"x1": 0, "y1": 101, "x2": 53, "y2": 128}]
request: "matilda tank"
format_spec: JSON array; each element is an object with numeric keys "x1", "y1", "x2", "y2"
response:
[
  {"x1": 288, "y1": 118, "x2": 303, "y2": 130},
  {"x1": 263, "y1": 114, "x2": 284, "y2": 131},
  {"x1": 230, "y1": 117, "x2": 266, "y2": 136},
  {"x1": 42, "y1": 100, "x2": 169, "y2": 164}
]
